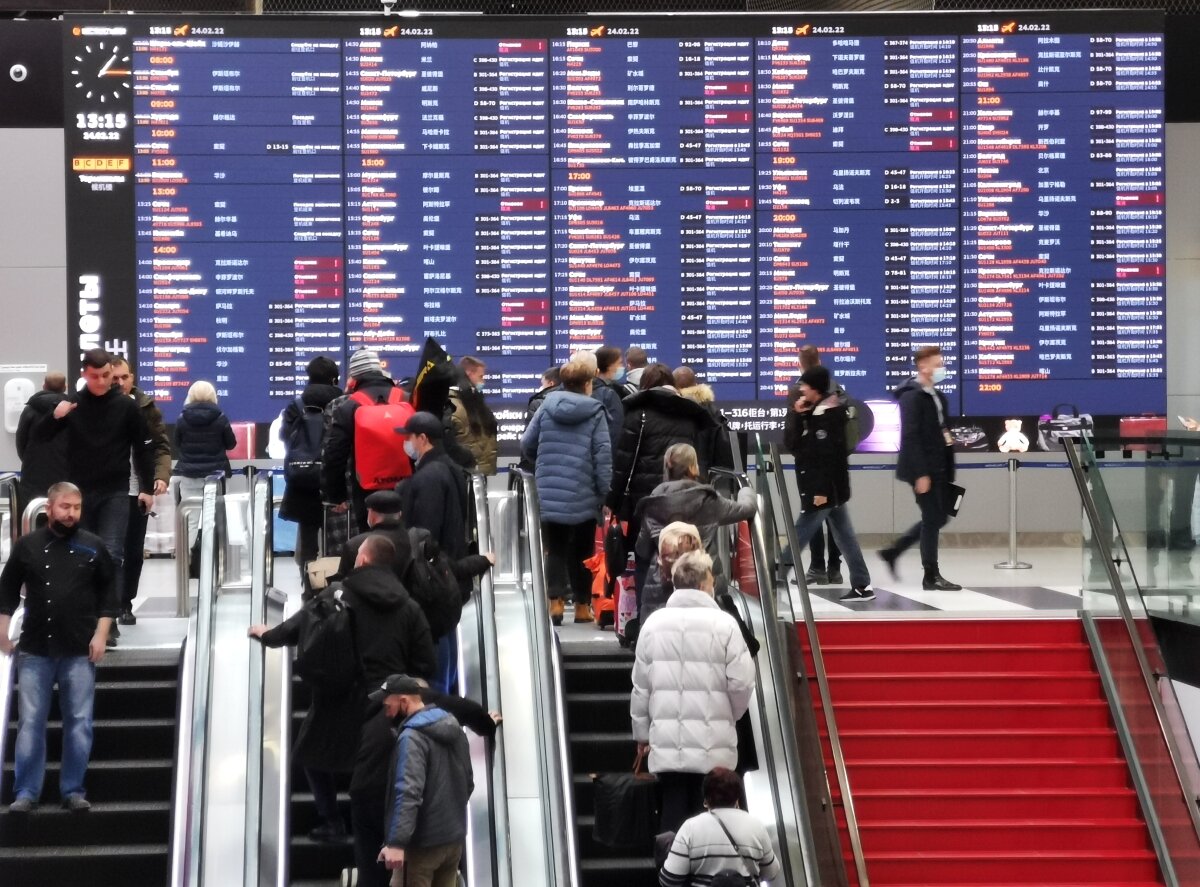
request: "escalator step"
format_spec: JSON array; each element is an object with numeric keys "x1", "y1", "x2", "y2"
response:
[
  {"x1": 4, "y1": 718, "x2": 176, "y2": 760},
  {"x1": 2, "y1": 758, "x2": 174, "y2": 801},
  {"x1": 0, "y1": 800, "x2": 170, "y2": 846},
  {"x1": 0, "y1": 842, "x2": 168, "y2": 885},
  {"x1": 290, "y1": 835, "x2": 356, "y2": 880}
]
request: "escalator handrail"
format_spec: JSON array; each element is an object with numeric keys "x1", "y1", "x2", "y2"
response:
[
  {"x1": 0, "y1": 472, "x2": 18, "y2": 553},
  {"x1": 763, "y1": 442, "x2": 871, "y2": 887},
  {"x1": 168, "y1": 620, "x2": 198, "y2": 887},
  {"x1": 1064, "y1": 440, "x2": 1200, "y2": 856},
  {"x1": 709, "y1": 464, "x2": 817, "y2": 887},
  {"x1": 511, "y1": 468, "x2": 581, "y2": 887},
  {"x1": 181, "y1": 473, "x2": 225, "y2": 887},
  {"x1": 244, "y1": 470, "x2": 274, "y2": 887},
  {"x1": 471, "y1": 472, "x2": 513, "y2": 887}
]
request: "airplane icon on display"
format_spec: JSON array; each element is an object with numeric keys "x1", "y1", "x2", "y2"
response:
[
  {"x1": 1001, "y1": 20, "x2": 1017, "y2": 34},
  {"x1": 589, "y1": 25, "x2": 605, "y2": 37},
  {"x1": 173, "y1": 24, "x2": 190, "y2": 37},
  {"x1": 795, "y1": 24, "x2": 812, "y2": 36},
  {"x1": 384, "y1": 25, "x2": 399, "y2": 37}
]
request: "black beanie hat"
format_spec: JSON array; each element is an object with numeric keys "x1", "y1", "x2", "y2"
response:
[{"x1": 799, "y1": 365, "x2": 831, "y2": 394}]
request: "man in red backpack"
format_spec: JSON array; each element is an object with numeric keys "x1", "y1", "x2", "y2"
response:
[{"x1": 322, "y1": 349, "x2": 413, "y2": 533}]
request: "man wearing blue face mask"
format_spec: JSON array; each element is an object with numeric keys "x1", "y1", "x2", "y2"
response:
[{"x1": 879, "y1": 345, "x2": 962, "y2": 591}]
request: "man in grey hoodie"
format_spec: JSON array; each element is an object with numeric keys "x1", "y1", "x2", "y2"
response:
[{"x1": 378, "y1": 675, "x2": 474, "y2": 887}]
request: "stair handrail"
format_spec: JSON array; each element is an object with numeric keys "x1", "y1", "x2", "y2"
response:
[
  {"x1": 20, "y1": 496, "x2": 47, "y2": 537},
  {"x1": 471, "y1": 472, "x2": 513, "y2": 887},
  {"x1": 168, "y1": 617, "x2": 198, "y2": 887},
  {"x1": 0, "y1": 606, "x2": 22, "y2": 822},
  {"x1": 511, "y1": 468, "x2": 581, "y2": 887},
  {"x1": 708, "y1": 464, "x2": 818, "y2": 887},
  {"x1": 245, "y1": 470, "x2": 274, "y2": 886},
  {"x1": 179, "y1": 473, "x2": 225, "y2": 887},
  {"x1": 765, "y1": 440, "x2": 871, "y2": 887},
  {"x1": 1064, "y1": 439, "x2": 1200, "y2": 874}
]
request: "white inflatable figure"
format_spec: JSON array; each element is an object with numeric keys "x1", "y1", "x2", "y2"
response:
[
  {"x1": 266, "y1": 411, "x2": 287, "y2": 460},
  {"x1": 997, "y1": 417, "x2": 1029, "y2": 454}
]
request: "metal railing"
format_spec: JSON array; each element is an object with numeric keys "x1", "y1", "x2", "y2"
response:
[
  {"x1": 175, "y1": 494, "x2": 203, "y2": 617},
  {"x1": 709, "y1": 465, "x2": 817, "y2": 887},
  {"x1": 765, "y1": 439, "x2": 869, "y2": 886},
  {"x1": 178, "y1": 474, "x2": 225, "y2": 887},
  {"x1": 0, "y1": 472, "x2": 18, "y2": 557},
  {"x1": 468, "y1": 472, "x2": 513, "y2": 887},
  {"x1": 511, "y1": 469, "x2": 580, "y2": 887},
  {"x1": 245, "y1": 470, "x2": 275, "y2": 887},
  {"x1": 1064, "y1": 439, "x2": 1200, "y2": 884},
  {"x1": 21, "y1": 497, "x2": 46, "y2": 536}
]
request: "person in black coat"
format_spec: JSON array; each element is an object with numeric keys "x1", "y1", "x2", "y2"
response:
[
  {"x1": 279, "y1": 356, "x2": 342, "y2": 581},
  {"x1": 350, "y1": 676, "x2": 500, "y2": 887},
  {"x1": 15, "y1": 372, "x2": 69, "y2": 510},
  {"x1": 784, "y1": 366, "x2": 875, "y2": 603},
  {"x1": 879, "y1": 346, "x2": 961, "y2": 591},
  {"x1": 173, "y1": 381, "x2": 237, "y2": 551},
  {"x1": 249, "y1": 535, "x2": 434, "y2": 843}
]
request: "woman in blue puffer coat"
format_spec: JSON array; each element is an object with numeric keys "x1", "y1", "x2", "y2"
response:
[
  {"x1": 522, "y1": 358, "x2": 613, "y2": 626},
  {"x1": 174, "y1": 380, "x2": 237, "y2": 548}
]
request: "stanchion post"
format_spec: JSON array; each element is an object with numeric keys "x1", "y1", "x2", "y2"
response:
[{"x1": 995, "y1": 455, "x2": 1032, "y2": 570}]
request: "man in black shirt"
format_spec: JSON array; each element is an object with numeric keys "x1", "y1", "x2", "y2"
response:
[
  {"x1": 0, "y1": 482, "x2": 118, "y2": 813},
  {"x1": 37, "y1": 349, "x2": 155, "y2": 645}
]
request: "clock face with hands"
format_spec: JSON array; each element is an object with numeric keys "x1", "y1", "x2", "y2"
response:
[{"x1": 71, "y1": 40, "x2": 131, "y2": 103}]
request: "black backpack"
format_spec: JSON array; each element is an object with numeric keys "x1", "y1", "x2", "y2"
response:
[
  {"x1": 284, "y1": 395, "x2": 326, "y2": 492},
  {"x1": 293, "y1": 592, "x2": 361, "y2": 693},
  {"x1": 404, "y1": 528, "x2": 463, "y2": 641}
]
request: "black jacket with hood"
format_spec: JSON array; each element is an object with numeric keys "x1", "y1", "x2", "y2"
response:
[
  {"x1": 173, "y1": 401, "x2": 236, "y2": 478},
  {"x1": 279, "y1": 381, "x2": 342, "y2": 526},
  {"x1": 36, "y1": 384, "x2": 154, "y2": 496},
  {"x1": 338, "y1": 564, "x2": 436, "y2": 688},
  {"x1": 893, "y1": 377, "x2": 955, "y2": 485},
  {"x1": 606, "y1": 387, "x2": 718, "y2": 520},
  {"x1": 321, "y1": 372, "x2": 400, "y2": 506},
  {"x1": 784, "y1": 393, "x2": 852, "y2": 512},
  {"x1": 16, "y1": 389, "x2": 69, "y2": 503}
]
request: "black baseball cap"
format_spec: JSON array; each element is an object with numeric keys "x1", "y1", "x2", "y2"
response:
[
  {"x1": 368, "y1": 674, "x2": 425, "y2": 703},
  {"x1": 395, "y1": 411, "x2": 444, "y2": 440},
  {"x1": 364, "y1": 490, "x2": 402, "y2": 513}
]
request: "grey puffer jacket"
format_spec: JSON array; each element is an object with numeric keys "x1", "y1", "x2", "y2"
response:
[
  {"x1": 521, "y1": 390, "x2": 612, "y2": 525},
  {"x1": 634, "y1": 480, "x2": 757, "y2": 618},
  {"x1": 385, "y1": 706, "x2": 474, "y2": 849}
]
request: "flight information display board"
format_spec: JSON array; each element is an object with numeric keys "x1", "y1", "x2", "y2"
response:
[{"x1": 62, "y1": 13, "x2": 1165, "y2": 428}]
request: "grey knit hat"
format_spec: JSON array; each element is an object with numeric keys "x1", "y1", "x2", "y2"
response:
[{"x1": 348, "y1": 348, "x2": 383, "y2": 379}]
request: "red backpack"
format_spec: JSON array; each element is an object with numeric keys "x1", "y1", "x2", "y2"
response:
[{"x1": 350, "y1": 387, "x2": 414, "y2": 491}]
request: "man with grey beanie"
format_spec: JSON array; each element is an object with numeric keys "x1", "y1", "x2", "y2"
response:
[{"x1": 322, "y1": 348, "x2": 408, "y2": 532}]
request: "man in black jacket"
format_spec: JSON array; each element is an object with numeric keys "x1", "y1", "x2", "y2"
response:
[
  {"x1": 879, "y1": 346, "x2": 962, "y2": 591},
  {"x1": 351, "y1": 675, "x2": 498, "y2": 887},
  {"x1": 111, "y1": 358, "x2": 172, "y2": 626},
  {"x1": 396, "y1": 412, "x2": 471, "y2": 693},
  {"x1": 15, "y1": 372, "x2": 69, "y2": 511},
  {"x1": 0, "y1": 482, "x2": 118, "y2": 813},
  {"x1": 37, "y1": 350, "x2": 155, "y2": 646},
  {"x1": 376, "y1": 675, "x2": 475, "y2": 886},
  {"x1": 249, "y1": 535, "x2": 434, "y2": 843},
  {"x1": 784, "y1": 366, "x2": 875, "y2": 602}
]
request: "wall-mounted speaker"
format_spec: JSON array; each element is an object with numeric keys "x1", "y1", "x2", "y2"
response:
[{"x1": 0, "y1": 20, "x2": 63, "y2": 128}]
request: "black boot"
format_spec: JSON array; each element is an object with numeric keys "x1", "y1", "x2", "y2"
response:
[{"x1": 922, "y1": 570, "x2": 962, "y2": 591}]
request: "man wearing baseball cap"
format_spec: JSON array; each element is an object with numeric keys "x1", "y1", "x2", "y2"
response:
[{"x1": 374, "y1": 675, "x2": 474, "y2": 887}]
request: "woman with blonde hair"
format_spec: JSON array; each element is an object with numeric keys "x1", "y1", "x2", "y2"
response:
[{"x1": 173, "y1": 381, "x2": 236, "y2": 547}]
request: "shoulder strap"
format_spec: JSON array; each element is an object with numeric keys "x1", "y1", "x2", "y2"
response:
[
  {"x1": 350, "y1": 389, "x2": 374, "y2": 407},
  {"x1": 294, "y1": 394, "x2": 306, "y2": 412},
  {"x1": 710, "y1": 811, "x2": 755, "y2": 879},
  {"x1": 623, "y1": 413, "x2": 647, "y2": 497}
]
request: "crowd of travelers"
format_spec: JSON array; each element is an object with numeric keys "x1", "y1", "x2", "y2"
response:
[{"x1": 0, "y1": 339, "x2": 963, "y2": 885}]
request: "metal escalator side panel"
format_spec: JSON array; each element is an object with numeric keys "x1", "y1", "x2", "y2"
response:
[
  {"x1": 260, "y1": 586, "x2": 298, "y2": 887},
  {"x1": 169, "y1": 618, "x2": 198, "y2": 887}
]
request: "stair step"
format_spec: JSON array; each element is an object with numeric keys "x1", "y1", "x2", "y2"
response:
[
  {"x1": 0, "y1": 800, "x2": 170, "y2": 846},
  {"x1": 0, "y1": 842, "x2": 168, "y2": 884},
  {"x1": 819, "y1": 699, "x2": 1113, "y2": 730},
  {"x1": 576, "y1": 813, "x2": 656, "y2": 860},
  {"x1": 836, "y1": 728, "x2": 1122, "y2": 761},
  {"x1": 845, "y1": 758, "x2": 1134, "y2": 792},
  {"x1": 566, "y1": 692, "x2": 631, "y2": 734},
  {"x1": 810, "y1": 618, "x2": 1085, "y2": 647},
  {"x1": 862, "y1": 848, "x2": 1161, "y2": 883},
  {"x1": 289, "y1": 835, "x2": 356, "y2": 880},
  {"x1": 824, "y1": 672, "x2": 1103, "y2": 703},
  {"x1": 856, "y1": 819, "x2": 1154, "y2": 854},
  {"x1": 579, "y1": 855, "x2": 659, "y2": 887},
  {"x1": 570, "y1": 732, "x2": 638, "y2": 774},
  {"x1": 5, "y1": 718, "x2": 176, "y2": 761},
  {"x1": 854, "y1": 788, "x2": 1142, "y2": 821},
  {"x1": 563, "y1": 659, "x2": 634, "y2": 695},
  {"x1": 815, "y1": 643, "x2": 1097, "y2": 674}
]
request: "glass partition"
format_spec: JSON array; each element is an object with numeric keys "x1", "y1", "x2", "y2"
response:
[{"x1": 1068, "y1": 435, "x2": 1200, "y2": 884}]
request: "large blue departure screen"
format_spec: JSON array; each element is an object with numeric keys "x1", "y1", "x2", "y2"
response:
[{"x1": 62, "y1": 13, "x2": 1165, "y2": 428}]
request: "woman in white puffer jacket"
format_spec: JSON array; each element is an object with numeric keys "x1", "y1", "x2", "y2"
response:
[{"x1": 631, "y1": 548, "x2": 756, "y2": 833}]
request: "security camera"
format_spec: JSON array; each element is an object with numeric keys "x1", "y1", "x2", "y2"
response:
[{"x1": 9, "y1": 64, "x2": 27, "y2": 83}]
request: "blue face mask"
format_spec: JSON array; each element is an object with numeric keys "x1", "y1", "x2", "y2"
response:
[
  {"x1": 615, "y1": 368, "x2": 627, "y2": 383},
  {"x1": 931, "y1": 366, "x2": 948, "y2": 385}
]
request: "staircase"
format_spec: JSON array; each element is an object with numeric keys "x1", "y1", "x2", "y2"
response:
[
  {"x1": 0, "y1": 652, "x2": 179, "y2": 885},
  {"x1": 807, "y1": 618, "x2": 1166, "y2": 886},
  {"x1": 289, "y1": 673, "x2": 355, "y2": 887},
  {"x1": 564, "y1": 644, "x2": 658, "y2": 887}
]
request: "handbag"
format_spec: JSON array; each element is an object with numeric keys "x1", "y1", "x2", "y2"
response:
[
  {"x1": 305, "y1": 556, "x2": 341, "y2": 592},
  {"x1": 592, "y1": 746, "x2": 659, "y2": 848},
  {"x1": 943, "y1": 482, "x2": 966, "y2": 518},
  {"x1": 603, "y1": 514, "x2": 628, "y2": 597},
  {"x1": 709, "y1": 810, "x2": 758, "y2": 885}
]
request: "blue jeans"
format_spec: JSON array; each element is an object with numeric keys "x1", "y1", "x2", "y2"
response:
[
  {"x1": 793, "y1": 504, "x2": 871, "y2": 589},
  {"x1": 82, "y1": 489, "x2": 130, "y2": 601},
  {"x1": 14, "y1": 653, "x2": 96, "y2": 801}
]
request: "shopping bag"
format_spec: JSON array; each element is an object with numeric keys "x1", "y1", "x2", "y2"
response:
[
  {"x1": 592, "y1": 747, "x2": 659, "y2": 849},
  {"x1": 616, "y1": 576, "x2": 638, "y2": 645}
]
